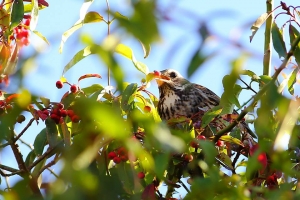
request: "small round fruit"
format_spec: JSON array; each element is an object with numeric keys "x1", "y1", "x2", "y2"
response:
[
  {"x1": 71, "y1": 115, "x2": 80, "y2": 123},
  {"x1": 43, "y1": 109, "x2": 49, "y2": 116},
  {"x1": 196, "y1": 135, "x2": 206, "y2": 140},
  {"x1": 16, "y1": 115, "x2": 26, "y2": 123},
  {"x1": 120, "y1": 155, "x2": 128, "y2": 162},
  {"x1": 108, "y1": 151, "x2": 117, "y2": 160},
  {"x1": 70, "y1": 84, "x2": 78, "y2": 93},
  {"x1": 184, "y1": 154, "x2": 193, "y2": 162},
  {"x1": 56, "y1": 81, "x2": 63, "y2": 89},
  {"x1": 113, "y1": 156, "x2": 121, "y2": 164},
  {"x1": 143, "y1": 106, "x2": 151, "y2": 113},
  {"x1": 117, "y1": 147, "x2": 127, "y2": 156},
  {"x1": 137, "y1": 172, "x2": 145, "y2": 179},
  {"x1": 60, "y1": 109, "x2": 67, "y2": 117},
  {"x1": 215, "y1": 140, "x2": 224, "y2": 147},
  {"x1": 189, "y1": 140, "x2": 199, "y2": 148},
  {"x1": 67, "y1": 109, "x2": 75, "y2": 117}
]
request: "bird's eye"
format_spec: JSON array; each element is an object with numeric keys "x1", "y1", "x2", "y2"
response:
[{"x1": 169, "y1": 71, "x2": 177, "y2": 78}]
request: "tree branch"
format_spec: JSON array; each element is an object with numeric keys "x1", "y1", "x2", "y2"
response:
[
  {"x1": 213, "y1": 34, "x2": 300, "y2": 143},
  {"x1": 14, "y1": 118, "x2": 35, "y2": 143}
]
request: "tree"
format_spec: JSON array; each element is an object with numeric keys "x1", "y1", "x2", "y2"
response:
[{"x1": 0, "y1": 0, "x2": 300, "y2": 199}]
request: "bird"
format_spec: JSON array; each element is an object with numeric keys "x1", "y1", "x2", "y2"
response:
[{"x1": 154, "y1": 69, "x2": 255, "y2": 139}]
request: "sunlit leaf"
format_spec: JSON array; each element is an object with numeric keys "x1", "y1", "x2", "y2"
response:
[
  {"x1": 60, "y1": 121, "x2": 70, "y2": 147},
  {"x1": 10, "y1": 0, "x2": 24, "y2": 29},
  {"x1": 33, "y1": 128, "x2": 47, "y2": 156},
  {"x1": 219, "y1": 135, "x2": 244, "y2": 146},
  {"x1": 249, "y1": 12, "x2": 268, "y2": 42},
  {"x1": 288, "y1": 68, "x2": 297, "y2": 95},
  {"x1": 139, "y1": 39, "x2": 151, "y2": 58},
  {"x1": 30, "y1": 0, "x2": 38, "y2": 30},
  {"x1": 59, "y1": 10, "x2": 103, "y2": 53},
  {"x1": 0, "y1": 8, "x2": 9, "y2": 29},
  {"x1": 272, "y1": 22, "x2": 287, "y2": 58},
  {"x1": 32, "y1": 30, "x2": 50, "y2": 45},
  {"x1": 81, "y1": 84, "x2": 104, "y2": 96},
  {"x1": 62, "y1": 45, "x2": 98, "y2": 75},
  {"x1": 3, "y1": 44, "x2": 19, "y2": 75},
  {"x1": 259, "y1": 75, "x2": 272, "y2": 85},
  {"x1": 115, "y1": 43, "x2": 149, "y2": 75}
]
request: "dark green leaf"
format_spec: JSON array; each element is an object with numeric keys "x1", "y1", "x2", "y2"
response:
[
  {"x1": 121, "y1": 83, "x2": 138, "y2": 111},
  {"x1": 272, "y1": 22, "x2": 287, "y2": 58},
  {"x1": 25, "y1": 150, "x2": 36, "y2": 167},
  {"x1": 201, "y1": 106, "x2": 223, "y2": 128},
  {"x1": 187, "y1": 49, "x2": 215, "y2": 78},
  {"x1": 289, "y1": 24, "x2": 300, "y2": 66},
  {"x1": 10, "y1": 0, "x2": 24, "y2": 29},
  {"x1": 33, "y1": 128, "x2": 47, "y2": 156},
  {"x1": 45, "y1": 118, "x2": 59, "y2": 148},
  {"x1": 288, "y1": 68, "x2": 298, "y2": 95}
]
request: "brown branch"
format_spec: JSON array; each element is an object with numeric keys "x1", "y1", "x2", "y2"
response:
[
  {"x1": 14, "y1": 118, "x2": 35, "y2": 143},
  {"x1": 28, "y1": 141, "x2": 62, "y2": 171},
  {"x1": 0, "y1": 164, "x2": 19, "y2": 173},
  {"x1": 37, "y1": 154, "x2": 60, "y2": 177},
  {"x1": 213, "y1": 34, "x2": 300, "y2": 143}
]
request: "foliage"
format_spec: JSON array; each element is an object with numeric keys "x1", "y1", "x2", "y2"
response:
[{"x1": 1, "y1": 0, "x2": 300, "y2": 200}]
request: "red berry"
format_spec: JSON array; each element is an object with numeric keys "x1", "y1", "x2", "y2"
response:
[
  {"x1": 23, "y1": 15, "x2": 31, "y2": 19},
  {"x1": 57, "y1": 103, "x2": 64, "y2": 110},
  {"x1": 117, "y1": 147, "x2": 127, "y2": 156},
  {"x1": 215, "y1": 140, "x2": 224, "y2": 147},
  {"x1": 190, "y1": 140, "x2": 199, "y2": 148},
  {"x1": 184, "y1": 154, "x2": 193, "y2": 162},
  {"x1": 196, "y1": 135, "x2": 206, "y2": 140},
  {"x1": 67, "y1": 109, "x2": 75, "y2": 117},
  {"x1": 60, "y1": 109, "x2": 67, "y2": 117},
  {"x1": 50, "y1": 113, "x2": 60, "y2": 124},
  {"x1": 71, "y1": 115, "x2": 80, "y2": 123},
  {"x1": 24, "y1": 19, "x2": 31, "y2": 26},
  {"x1": 137, "y1": 172, "x2": 145, "y2": 179},
  {"x1": 108, "y1": 151, "x2": 117, "y2": 160},
  {"x1": 56, "y1": 81, "x2": 63, "y2": 89},
  {"x1": 70, "y1": 84, "x2": 78, "y2": 93},
  {"x1": 113, "y1": 156, "x2": 121, "y2": 164},
  {"x1": 120, "y1": 155, "x2": 128, "y2": 162},
  {"x1": 143, "y1": 106, "x2": 151, "y2": 113},
  {"x1": 153, "y1": 70, "x2": 160, "y2": 77}
]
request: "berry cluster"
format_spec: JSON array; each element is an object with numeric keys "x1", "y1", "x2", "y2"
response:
[
  {"x1": 0, "y1": 100, "x2": 12, "y2": 115},
  {"x1": 49, "y1": 103, "x2": 80, "y2": 124},
  {"x1": 189, "y1": 134, "x2": 206, "y2": 148},
  {"x1": 12, "y1": 15, "x2": 31, "y2": 47},
  {"x1": 56, "y1": 80, "x2": 78, "y2": 94},
  {"x1": 107, "y1": 147, "x2": 128, "y2": 164}
]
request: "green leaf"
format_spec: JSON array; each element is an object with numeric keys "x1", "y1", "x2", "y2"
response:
[
  {"x1": 289, "y1": 24, "x2": 300, "y2": 66},
  {"x1": 25, "y1": 150, "x2": 36, "y2": 167},
  {"x1": 115, "y1": 43, "x2": 149, "y2": 74},
  {"x1": 219, "y1": 135, "x2": 244, "y2": 146},
  {"x1": 139, "y1": 40, "x2": 151, "y2": 58},
  {"x1": 33, "y1": 128, "x2": 47, "y2": 156},
  {"x1": 187, "y1": 49, "x2": 215, "y2": 78},
  {"x1": 59, "y1": 9, "x2": 103, "y2": 53},
  {"x1": 0, "y1": 8, "x2": 10, "y2": 29},
  {"x1": 32, "y1": 30, "x2": 50, "y2": 45},
  {"x1": 30, "y1": 0, "x2": 38, "y2": 30},
  {"x1": 221, "y1": 76, "x2": 242, "y2": 114},
  {"x1": 121, "y1": 83, "x2": 138, "y2": 111},
  {"x1": 288, "y1": 68, "x2": 298, "y2": 95},
  {"x1": 45, "y1": 118, "x2": 59, "y2": 148},
  {"x1": 259, "y1": 75, "x2": 272, "y2": 85},
  {"x1": 81, "y1": 84, "x2": 104, "y2": 96},
  {"x1": 40, "y1": 96, "x2": 50, "y2": 107},
  {"x1": 201, "y1": 106, "x2": 223, "y2": 128},
  {"x1": 240, "y1": 70, "x2": 259, "y2": 81},
  {"x1": 10, "y1": 0, "x2": 24, "y2": 29},
  {"x1": 249, "y1": 13, "x2": 268, "y2": 42},
  {"x1": 272, "y1": 22, "x2": 287, "y2": 58},
  {"x1": 217, "y1": 152, "x2": 234, "y2": 170},
  {"x1": 62, "y1": 45, "x2": 98, "y2": 75}
]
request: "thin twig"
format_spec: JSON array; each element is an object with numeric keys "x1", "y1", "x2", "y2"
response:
[
  {"x1": 239, "y1": 78, "x2": 257, "y2": 94},
  {"x1": 37, "y1": 154, "x2": 60, "y2": 177},
  {"x1": 106, "y1": 0, "x2": 111, "y2": 88},
  {"x1": 14, "y1": 118, "x2": 35, "y2": 143},
  {"x1": 0, "y1": 164, "x2": 19, "y2": 173},
  {"x1": 179, "y1": 179, "x2": 190, "y2": 193}
]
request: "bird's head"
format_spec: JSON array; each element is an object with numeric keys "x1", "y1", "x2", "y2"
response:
[{"x1": 154, "y1": 69, "x2": 189, "y2": 90}]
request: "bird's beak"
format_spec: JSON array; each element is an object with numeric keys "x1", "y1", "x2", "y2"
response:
[{"x1": 154, "y1": 73, "x2": 170, "y2": 86}]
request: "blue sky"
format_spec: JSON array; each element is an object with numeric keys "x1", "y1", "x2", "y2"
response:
[{"x1": 2, "y1": 0, "x2": 299, "y2": 193}]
